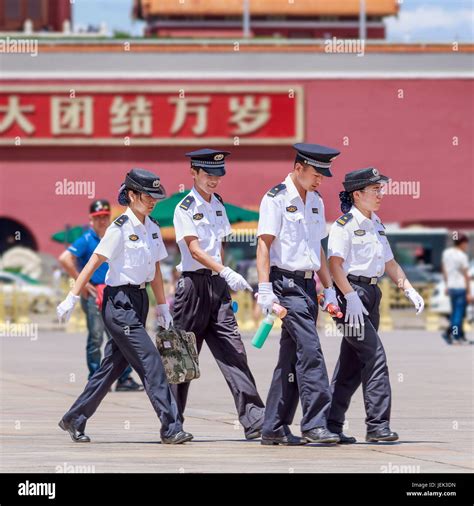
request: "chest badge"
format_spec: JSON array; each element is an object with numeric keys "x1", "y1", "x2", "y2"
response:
[
  {"x1": 312, "y1": 208, "x2": 319, "y2": 214},
  {"x1": 286, "y1": 205, "x2": 298, "y2": 213},
  {"x1": 378, "y1": 230, "x2": 386, "y2": 236},
  {"x1": 216, "y1": 210, "x2": 223, "y2": 216},
  {"x1": 193, "y1": 213, "x2": 204, "y2": 221},
  {"x1": 152, "y1": 232, "x2": 158, "y2": 239},
  {"x1": 354, "y1": 229, "x2": 366, "y2": 236},
  {"x1": 129, "y1": 234, "x2": 139, "y2": 241}
]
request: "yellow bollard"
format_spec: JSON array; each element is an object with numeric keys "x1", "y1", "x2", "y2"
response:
[{"x1": 379, "y1": 278, "x2": 394, "y2": 331}]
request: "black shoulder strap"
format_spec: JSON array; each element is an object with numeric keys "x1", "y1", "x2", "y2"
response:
[
  {"x1": 149, "y1": 216, "x2": 160, "y2": 226},
  {"x1": 336, "y1": 213, "x2": 353, "y2": 226},
  {"x1": 267, "y1": 183, "x2": 286, "y2": 198},
  {"x1": 113, "y1": 215, "x2": 129, "y2": 227},
  {"x1": 213, "y1": 193, "x2": 224, "y2": 205},
  {"x1": 179, "y1": 195, "x2": 195, "y2": 211}
]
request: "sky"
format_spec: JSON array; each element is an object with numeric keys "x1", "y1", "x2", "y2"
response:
[{"x1": 72, "y1": 0, "x2": 474, "y2": 42}]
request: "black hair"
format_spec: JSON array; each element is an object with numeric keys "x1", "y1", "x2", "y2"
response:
[
  {"x1": 117, "y1": 184, "x2": 141, "y2": 206},
  {"x1": 339, "y1": 190, "x2": 354, "y2": 213}
]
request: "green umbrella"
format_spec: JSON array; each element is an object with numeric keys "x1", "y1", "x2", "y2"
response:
[
  {"x1": 151, "y1": 191, "x2": 259, "y2": 227},
  {"x1": 51, "y1": 225, "x2": 88, "y2": 244}
]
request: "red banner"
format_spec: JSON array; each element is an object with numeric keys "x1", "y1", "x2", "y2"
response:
[{"x1": 0, "y1": 85, "x2": 303, "y2": 145}]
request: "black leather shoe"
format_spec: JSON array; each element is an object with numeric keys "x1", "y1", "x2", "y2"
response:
[
  {"x1": 302, "y1": 427, "x2": 340, "y2": 443},
  {"x1": 261, "y1": 433, "x2": 307, "y2": 446},
  {"x1": 337, "y1": 432, "x2": 357, "y2": 444},
  {"x1": 245, "y1": 428, "x2": 262, "y2": 440},
  {"x1": 366, "y1": 427, "x2": 399, "y2": 442},
  {"x1": 58, "y1": 419, "x2": 90, "y2": 443},
  {"x1": 161, "y1": 431, "x2": 194, "y2": 445},
  {"x1": 116, "y1": 377, "x2": 144, "y2": 391}
]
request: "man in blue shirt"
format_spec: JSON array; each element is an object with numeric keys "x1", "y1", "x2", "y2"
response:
[{"x1": 58, "y1": 199, "x2": 143, "y2": 391}]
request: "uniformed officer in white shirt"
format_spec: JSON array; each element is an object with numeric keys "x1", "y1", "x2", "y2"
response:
[
  {"x1": 256, "y1": 143, "x2": 342, "y2": 446},
  {"x1": 56, "y1": 169, "x2": 193, "y2": 445},
  {"x1": 172, "y1": 148, "x2": 265, "y2": 440},
  {"x1": 327, "y1": 167, "x2": 424, "y2": 443}
]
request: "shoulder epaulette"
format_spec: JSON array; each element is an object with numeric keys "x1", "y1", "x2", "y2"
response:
[
  {"x1": 179, "y1": 195, "x2": 195, "y2": 211},
  {"x1": 213, "y1": 193, "x2": 224, "y2": 205},
  {"x1": 113, "y1": 215, "x2": 129, "y2": 227},
  {"x1": 267, "y1": 183, "x2": 286, "y2": 198},
  {"x1": 336, "y1": 213, "x2": 353, "y2": 226},
  {"x1": 315, "y1": 190, "x2": 322, "y2": 198},
  {"x1": 149, "y1": 216, "x2": 160, "y2": 226}
]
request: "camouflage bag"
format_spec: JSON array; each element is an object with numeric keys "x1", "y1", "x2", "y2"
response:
[{"x1": 155, "y1": 326, "x2": 200, "y2": 384}]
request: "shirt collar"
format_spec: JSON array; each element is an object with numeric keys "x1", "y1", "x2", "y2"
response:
[
  {"x1": 284, "y1": 173, "x2": 317, "y2": 204},
  {"x1": 350, "y1": 205, "x2": 376, "y2": 226},
  {"x1": 125, "y1": 206, "x2": 143, "y2": 227},
  {"x1": 190, "y1": 186, "x2": 213, "y2": 209},
  {"x1": 88, "y1": 227, "x2": 99, "y2": 240}
]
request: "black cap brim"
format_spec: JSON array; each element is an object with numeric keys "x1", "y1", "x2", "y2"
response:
[
  {"x1": 199, "y1": 167, "x2": 226, "y2": 176},
  {"x1": 343, "y1": 174, "x2": 390, "y2": 192}
]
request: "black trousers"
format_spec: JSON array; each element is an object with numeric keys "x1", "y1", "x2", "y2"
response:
[
  {"x1": 61, "y1": 285, "x2": 182, "y2": 438},
  {"x1": 262, "y1": 270, "x2": 332, "y2": 438},
  {"x1": 328, "y1": 280, "x2": 392, "y2": 433},
  {"x1": 172, "y1": 271, "x2": 265, "y2": 434}
]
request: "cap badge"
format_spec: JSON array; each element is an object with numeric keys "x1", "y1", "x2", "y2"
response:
[
  {"x1": 214, "y1": 154, "x2": 224, "y2": 161},
  {"x1": 152, "y1": 180, "x2": 161, "y2": 188},
  {"x1": 372, "y1": 169, "x2": 379, "y2": 176}
]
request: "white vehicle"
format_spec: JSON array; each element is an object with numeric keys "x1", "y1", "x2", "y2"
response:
[
  {"x1": 429, "y1": 264, "x2": 474, "y2": 322},
  {"x1": 0, "y1": 271, "x2": 56, "y2": 313}
]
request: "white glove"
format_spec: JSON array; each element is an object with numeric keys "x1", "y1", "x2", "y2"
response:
[
  {"x1": 322, "y1": 286, "x2": 338, "y2": 311},
  {"x1": 156, "y1": 303, "x2": 173, "y2": 329},
  {"x1": 220, "y1": 267, "x2": 253, "y2": 292},
  {"x1": 57, "y1": 292, "x2": 80, "y2": 323},
  {"x1": 405, "y1": 288, "x2": 425, "y2": 315},
  {"x1": 257, "y1": 282, "x2": 279, "y2": 315},
  {"x1": 344, "y1": 291, "x2": 368, "y2": 327}
]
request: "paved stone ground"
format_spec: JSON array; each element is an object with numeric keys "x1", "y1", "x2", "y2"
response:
[{"x1": 1, "y1": 326, "x2": 472, "y2": 474}]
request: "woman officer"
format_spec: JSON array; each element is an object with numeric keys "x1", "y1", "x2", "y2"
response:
[
  {"x1": 326, "y1": 167, "x2": 424, "y2": 443},
  {"x1": 56, "y1": 169, "x2": 193, "y2": 445}
]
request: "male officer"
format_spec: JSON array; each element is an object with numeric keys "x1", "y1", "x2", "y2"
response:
[
  {"x1": 172, "y1": 148, "x2": 265, "y2": 440},
  {"x1": 58, "y1": 199, "x2": 142, "y2": 391},
  {"x1": 256, "y1": 143, "x2": 341, "y2": 445}
]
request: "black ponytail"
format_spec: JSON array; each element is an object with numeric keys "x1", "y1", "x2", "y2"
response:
[
  {"x1": 339, "y1": 190, "x2": 353, "y2": 213},
  {"x1": 117, "y1": 183, "x2": 129, "y2": 206}
]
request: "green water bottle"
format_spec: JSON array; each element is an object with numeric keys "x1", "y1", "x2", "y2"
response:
[{"x1": 252, "y1": 313, "x2": 277, "y2": 349}]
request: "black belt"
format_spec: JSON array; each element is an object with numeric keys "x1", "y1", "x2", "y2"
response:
[
  {"x1": 347, "y1": 274, "x2": 380, "y2": 285},
  {"x1": 112, "y1": 282, "x2": 147, "y2": 290},
  {"x1": 183, "y1": 269, "x2": 219, "y2": 276},
  {"x1": 271, "y1": 266, "x2": 314, "y2": 280}
]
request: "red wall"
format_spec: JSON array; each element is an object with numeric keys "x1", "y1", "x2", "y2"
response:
[{"x1": 0, "y1": 79, "x2": 472, "y2": 256}]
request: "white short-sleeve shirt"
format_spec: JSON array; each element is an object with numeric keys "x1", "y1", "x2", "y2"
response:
[
  {"x1": 173, "y1": 187, "x2": 232, "y2": 272},
  {"x1": 94, "y1": 207, "x2": 167, "y2": 286},
  {"x1": 328, "y1": 205, "x2": 393, "y2": 277},
  {"x1": 257, "y1": 173, "x2": 327, "y2": 271},
  {"x1": 442, "y1": 247, "x2": 469, "y2": 289}
]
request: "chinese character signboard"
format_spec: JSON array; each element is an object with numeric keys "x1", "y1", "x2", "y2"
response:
[{"x1": 0, "y1": 85, "x2": 304, "y2": 145}]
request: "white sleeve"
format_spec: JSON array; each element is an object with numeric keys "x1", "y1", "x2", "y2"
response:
[
  {"x1": 257, "y1": 195, "x2": 281, "y2": 237},
  {"x1": 460, "y1": 252, "x2": 469, "y2": 270},
  {"x1": 328, "y1": 223, "x2": 349, "y2": 259},
  {"x1": 94, "y1": 225, "x2": 122, "y2": 260},
  {"x1": 173, "y1": 208, "x2": 198, "y2": 242},
  {"x1": 222, "y1": 208, "x2": 232, "y2": 237},
  {"x1": 153, "y1": 226, "x2": 168, "y2": 263},
  {"x1": 383, "y1": 235, "x2": 394, "y2": 262},
  {"x1": 319, "y1": 198, "x2": 328, "y2": 239}
]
